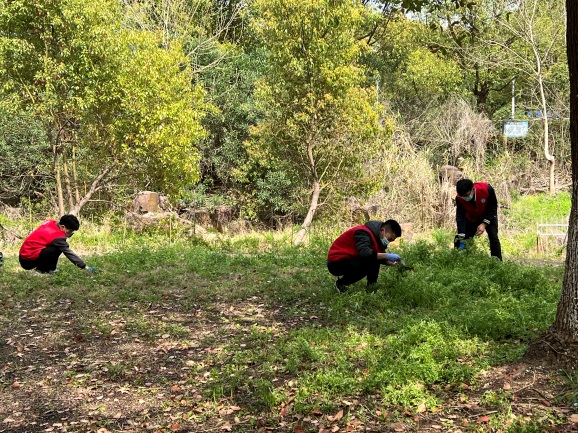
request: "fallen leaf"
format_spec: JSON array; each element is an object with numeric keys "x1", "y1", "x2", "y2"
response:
[
  {"x1": 170, "y1": 424, "x2": 180, "y2": 431},
  {"x1": 417, "y1": 403, "x2": 427, "y2": 413},
  {"x1": 294, "y1": 426, "x2": 305, "y2": 433},
  {"x1": 327, "y1": 409, "x2": 343, "y2": 422},
  {"x1": 11, "y1": 382, "x2": 20, "y2": 389},
  {"x1": 503, "y1": 383, "x2": 511, "y2": 390},
  {"x1": 478, "y1": 415, "x2": 490, "y2": 423},
  {"x1": 570, "y1": 414, "x2": 578, "y2": 423}
]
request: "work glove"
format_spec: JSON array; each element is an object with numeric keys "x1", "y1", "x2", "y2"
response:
[
  {"x1": 385, "y1": 253, "x2": 402, "y2": 263},
  {"x1": 453, "y1": 234, "x2": 466, "y2": 250}
]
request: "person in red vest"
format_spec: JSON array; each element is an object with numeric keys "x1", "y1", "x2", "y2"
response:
[
  {"x1": 19, "y1": 214, "x2": 96, "y2": 274},
  {"x1": 455, "y1": 179, "x2": 502, "y2": 260},
  {"x1": 327, "y1": 219, "x2": 403, "y2": 293}
]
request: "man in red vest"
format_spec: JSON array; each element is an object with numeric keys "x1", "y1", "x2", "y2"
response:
[
  {"x1": 455, "y1": 179, "x2": 502, "y2": 260},
  {"x1": 19, "y1": 214, "x2": 96, "y2": 273},
  {"x1": 327, "y1": 219, "x2": 403, "y2": 292}
]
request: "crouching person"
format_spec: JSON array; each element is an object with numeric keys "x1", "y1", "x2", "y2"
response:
[
  {"x1": 19, "y1": 214, "x2": 95, "y2": 274},
  {"x1": 327, "y1": 219, "x2": 402, "y2": 293}
]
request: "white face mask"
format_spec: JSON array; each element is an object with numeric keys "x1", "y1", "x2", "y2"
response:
[
  {"x1": 380, "y1": 237, "x2": 390, "y2": 248},
  {"x1": 462, "y1": 193, "x2": 474, "y2": 202}
]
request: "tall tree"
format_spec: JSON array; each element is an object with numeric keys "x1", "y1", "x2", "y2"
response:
[
  {"x1": 249, "y1": 0, "x2": 387, "y2": 244},
  {"x1": 544, "y1": 0, "x2": 578, "y2": 354},
  {"x1": 489, "y1": 0, "x2": 566, "y2": 194},
  {"x1": 0, "y1": 0, "x2": 210, "y2": 214}
]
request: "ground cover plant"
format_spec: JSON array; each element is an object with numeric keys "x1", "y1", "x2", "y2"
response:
[{"x1": 1, "y1": 214, "x2": 577, "y2": 432}]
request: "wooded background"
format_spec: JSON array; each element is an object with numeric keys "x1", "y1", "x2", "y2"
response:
[{"x1": 0, "y1": 0, "x2": 569, "y2": 232}]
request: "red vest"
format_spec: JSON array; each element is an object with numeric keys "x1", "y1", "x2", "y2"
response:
[
  {"x1": 456, "y1": 182, "x2": 490, "y2": 222},
  {"x1": 328, "y1": 225, "x2": 380, "y2": 262},
  {"x1": 19, "y1": 220, "x2": 66, "y2": 260}
]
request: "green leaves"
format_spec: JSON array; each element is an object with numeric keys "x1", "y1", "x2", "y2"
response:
[{"x1": 247, "y1": 0, "x2": 388, "y2": 217}]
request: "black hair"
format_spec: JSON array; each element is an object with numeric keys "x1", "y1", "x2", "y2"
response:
[
  {"x1": 382, "y1": 219, "x2": 402, "y2": 237},
  {"x1": 456, "y1": 179, "x2": 474, "y2": 196},
  {"x1": 59, "y1": 214, "x2": 80, "y2": 231}
]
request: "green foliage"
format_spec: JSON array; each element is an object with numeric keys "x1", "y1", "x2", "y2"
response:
[
  {"x1": 1, "y1": 221, "x2": 563, "y2": 411},
  {"x1": 247, "y1": 0, "x2": 390, "y2": 218},
  {"x1": 111, "y1": 30, "x2": 209, "y2": 191},
  {"x1": 0, "y1": 0, "x2": 212, "y2": 212},
  {"x1": 0, "y1": 108, "x2": 51, "y2": 205}
]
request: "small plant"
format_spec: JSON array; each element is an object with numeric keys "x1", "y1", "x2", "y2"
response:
[{"x1": 480, "y1": 389, "x2": 512, "y2": 410}]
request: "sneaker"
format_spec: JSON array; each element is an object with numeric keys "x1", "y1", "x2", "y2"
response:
[
  {"x1": 335, "y1": 279, "x2": 347, "y2": 293},
  {"x1": 34, "y1": 268, "x2": 59, "y2": 274}
]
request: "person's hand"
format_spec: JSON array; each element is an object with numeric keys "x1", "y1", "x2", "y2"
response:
[
  {"x1": 84, "y1": 266, "x2": 97, "y2": 272},
  {"x1": 476, "y1": 223, "x2": 486, "y2": 235},
  {"x1": 385, "y1": 253, "x2": 401, "y2": 263}
]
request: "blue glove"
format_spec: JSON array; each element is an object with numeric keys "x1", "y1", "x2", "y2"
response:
[
  {"x1": 385, "y1": 253, "x2": 401, "y2": 263},
  {"x1": 84, "y1": 266, "x2": 97, "y2": 272}
]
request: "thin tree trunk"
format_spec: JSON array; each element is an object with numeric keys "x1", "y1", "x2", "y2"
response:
[
  {"x1": 69, "y1": 165, "x2": 114, "y2": 216},
  {"x1": 294, "y1": 136, "x2": 320, "y2": 245},
  {"x1": 538, "y1": 75, "x2": 556, "y2": 194},
  {"x1": 53, "y1": 142, "x2": 65, "y2": 216},
  {"x1": 63, "y1": 153, "x2": 74, "y2": 211},
  {"x1": 73, "y1": 145, "x2": 80, "y2": 203},
  {"x1": 294, "y1": 179, "x2": 320, "y2": 245},
  {"x1": 550, "y1": 0, "x2": 578, "y2": 341}
]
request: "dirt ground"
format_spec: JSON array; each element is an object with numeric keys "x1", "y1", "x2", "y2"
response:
[{"x1": 1, "y1": 295, "x2": 578, "y2": 433}]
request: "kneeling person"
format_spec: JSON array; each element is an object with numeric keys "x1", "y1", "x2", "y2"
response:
[
  {"x1": 19, "y1": 214, "x2": 94, "y2": 273},
  {"x1": 327, "y1": 219, "x2": 402, "y2": 292}
]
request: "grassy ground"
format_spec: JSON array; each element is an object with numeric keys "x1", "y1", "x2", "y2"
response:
[{"x1": 0, "y1": 217, "x2": 576, "y2": 432}]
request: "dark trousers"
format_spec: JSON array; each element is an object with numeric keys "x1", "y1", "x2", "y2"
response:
[
  {"x1": 464, "y1": 217, "x2": 502, "y2": 260},
  {"x1": 19, "y1": 246, "x2": 62, "y2": 272},
  {"x1": 327, "y1": 257, "x2": 386, "y2": 286}
]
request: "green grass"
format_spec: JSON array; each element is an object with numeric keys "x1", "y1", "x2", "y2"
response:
[
  {"x1": 502, "y1": 191, "x2": 571, "y2": 256},
  {"x1": 0, "y1": 196, "x2": 573, "y2": 431},
  {"x1": 0, "y1": 236, "x2": 565, "y2": 405}
]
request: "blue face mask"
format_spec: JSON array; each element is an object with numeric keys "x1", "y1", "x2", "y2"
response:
[
  {"x1": 462, "y1": 193, "x2": 474, "y2": 202},
  {"x1": 380, "y1": 237, "x2": 389, "y2": 248}
]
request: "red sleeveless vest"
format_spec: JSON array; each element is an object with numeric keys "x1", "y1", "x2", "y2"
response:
[
  {"x1": 456, "y1": 182, "x2": 490, "y2": 222},
  {"x1": 19, "y1": 220, "x2": 66, "y2": 260},
  {"x1": 328, "y1": 225, "x2": 380, "y2": 262}
]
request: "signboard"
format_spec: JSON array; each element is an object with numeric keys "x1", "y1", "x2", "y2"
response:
[{"x1": 503, "y1": 120, "x2": 529, "y2": 138}]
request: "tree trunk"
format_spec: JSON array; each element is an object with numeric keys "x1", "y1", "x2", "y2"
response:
[
  {"x1": 53, "y1": 143, "x2": 65, "y2": 216},
  {"x1": 538, "y1": 74, "x2": 556, "y2": 194},
  {"x1": 68, "y1": 165, "x2": 114, "y2": 216},
  {"x1": 294, "y1": 179, "x2": 320, "y2": 246},
  {"x1": 63, "y1": 154, "x2": 75, "y2": 211},
  {"x1": 548, "y1": 0, "x2": 578, "y2": 344}
]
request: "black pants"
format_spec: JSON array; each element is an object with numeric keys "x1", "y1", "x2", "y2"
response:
[
  {"x1": 464, "y1": 217, "x2": 502, "y2": 260},
  {"x1": 19, "y1": 246, "x2": 62, "y2": 272},
  {"x1": 327, "y1": 257, "x2": 386, "y2": 286}
]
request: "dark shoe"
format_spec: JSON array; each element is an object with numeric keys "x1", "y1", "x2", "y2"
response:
[
  {"x1": 335, "y1": 279, "x2": 347, "y2": 293},
  {"x1": 366, "y1": 282, "x2": 378, "y2": 293}
]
